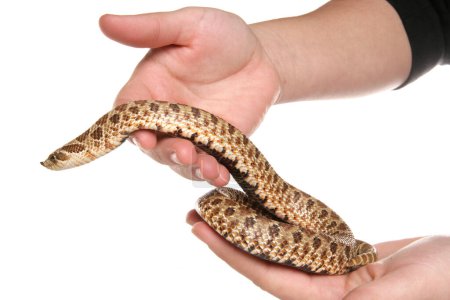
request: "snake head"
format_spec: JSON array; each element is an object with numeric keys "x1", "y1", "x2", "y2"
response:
[{"x1": 40, "y1": 151, "x2": 69, "y2": 170}]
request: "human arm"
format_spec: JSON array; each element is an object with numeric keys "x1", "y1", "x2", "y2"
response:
[
  {"x1": 100, "y1": 1, "x2": 449, "y2": 184},
  {"x1": 251, "y1": 0, "x2": 412, "y2": 101},
  {"x1": 99, "y1": 2, "x2": 450, "y2": 298},
  {"x1": 257, "y1": 0, "x2": 449, "y2": 100}
]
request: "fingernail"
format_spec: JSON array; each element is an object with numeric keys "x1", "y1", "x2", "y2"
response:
[
  {"x1": 194, "y1": 168, "x2": 204, "y2": 180},
  {"x1": 170, "y1": 152, "x2": 182, "y2": 165},
  {"x1": 217, "y1": 169, "x2": 229, "y2": 186},
  {"x1": 130, "y1": 136, "x2": 142, "y2": 149}
]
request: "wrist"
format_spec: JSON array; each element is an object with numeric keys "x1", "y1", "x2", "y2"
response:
[{"x1": 250, "y1": 20, "x2": 303, "y2": 103}]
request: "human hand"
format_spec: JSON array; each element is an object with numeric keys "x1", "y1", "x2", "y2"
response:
[
  {"x1": 187, "y1": 210, "x2": 450, "y2": 300},
  {"x1": 99, "y1": 7, "x2": 280, "y2": 186}
]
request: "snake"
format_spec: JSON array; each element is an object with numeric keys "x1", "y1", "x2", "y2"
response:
[{"x1": 41, "y1": 100, "x2": 377, "y2": 274}]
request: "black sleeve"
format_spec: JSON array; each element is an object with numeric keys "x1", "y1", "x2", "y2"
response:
[{"x1": 386, "y1": 0, "x2": 449, "y2": 87}]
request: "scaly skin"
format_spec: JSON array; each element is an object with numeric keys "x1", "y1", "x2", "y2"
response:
[{"x1": 41, "y1": 100, "x2": 376, "y2": 274}]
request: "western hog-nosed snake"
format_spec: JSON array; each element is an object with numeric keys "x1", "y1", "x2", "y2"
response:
[{"x1": 41, "y1": 100, "x2": 376, "y2": 274}]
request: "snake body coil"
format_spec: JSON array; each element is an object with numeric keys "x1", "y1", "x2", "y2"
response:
[{"x1": 41, "y1": 100, "x2": 376, "y2": 274}]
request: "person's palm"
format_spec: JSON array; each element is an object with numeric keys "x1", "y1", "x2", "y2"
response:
[{"x1": 100, "y1": 7, "x2": 280, "y2": 185}]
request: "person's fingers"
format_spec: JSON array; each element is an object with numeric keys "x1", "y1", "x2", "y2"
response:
[
  {"x1": 128, "y1": 130, "x2": 158, "y2": 150},
  {"x1": 342, "y1": 237, "x2": 423, "y2": 298},
  {"x1": 132, "y1": 136, "x2": 230, "y2": 185},
  {"x1": 186, "y1": 209, "x2": 202, "y2": 225},
  {"x1": 99, "y1": 8, "x2": 201, "y2": 48},
  {"x1": 190, "y1": 215, "x2": 273, "y2": 280},
  {"x1": 191, "y1": 153, "x2": 229, "y2": 186},
  {"x1": 138, "y1": 137, "x2": 201, "y2": 180},
  {"x1": 210, "y1": 164, "x2": 230, "y2": 187},
  {"x1": 140, "y1": 137, "x2": 197, "y2": 165},
  {"x1": 373, "y1": 237, "x2": 421, "y2": 259},
  {"x1": 168, "y1": 151, "x2": 230, "y2": 185},
  {"x1": 345, "y1": 237, "x2": 448, "y2": 299},
  {"x1": 101, "y1": 10, "x2": 200, "y2": 149}
]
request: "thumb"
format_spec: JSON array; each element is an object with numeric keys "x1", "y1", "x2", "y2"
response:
[{"x1": 99, "y1": 8, "x2": 203, "y2": 48}]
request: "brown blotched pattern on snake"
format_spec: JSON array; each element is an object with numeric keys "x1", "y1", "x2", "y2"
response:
[{"x1": 41, "y1": 100, "x2": 376, "y2": 274}]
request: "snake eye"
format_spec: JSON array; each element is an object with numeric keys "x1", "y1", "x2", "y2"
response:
[{"x1": 55, "y1": 151, "x2": 69, "y2": 161}]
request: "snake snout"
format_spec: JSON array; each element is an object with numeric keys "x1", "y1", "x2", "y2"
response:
[{"x1": 41, "y1": 152, "x2": 66, "y2": 170}]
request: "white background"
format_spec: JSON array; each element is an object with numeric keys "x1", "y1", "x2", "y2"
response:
[{"x1": 1, "y1": 1, "x2": 449, "y2": 299}]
